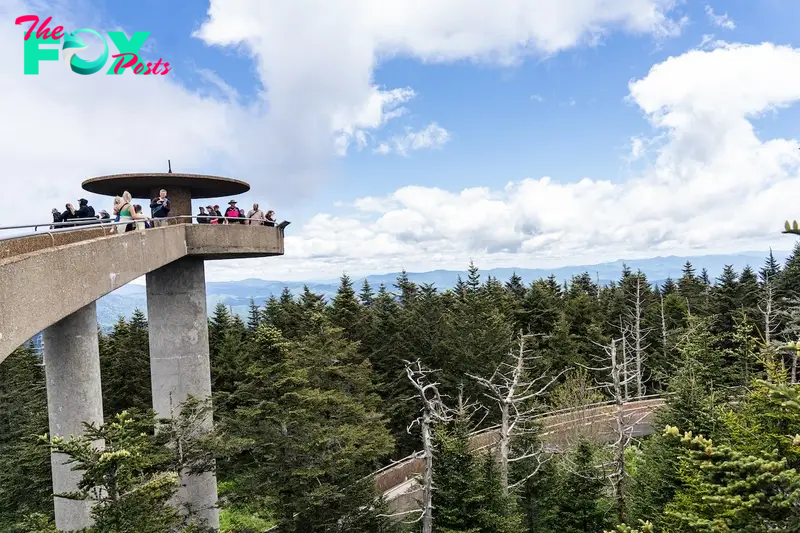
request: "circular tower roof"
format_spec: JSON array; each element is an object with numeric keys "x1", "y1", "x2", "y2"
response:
[{"x1": 82, "y1": 173, "x2": 250, "y2": 199}]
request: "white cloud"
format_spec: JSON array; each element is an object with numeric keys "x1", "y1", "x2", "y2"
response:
[
  {"x1": 531, "y1": 94, "x2": 544, "y2": 102},
  {"x1": 1, "y1": 0, "x2": 685, "y2": 234},
  {"x1": 209, "y1": 41, "x2": 800, "y2": 282},
  {"x1": 374, "y1": 123, "x2": 450, "y2": 156},
  {"x1": 629, "y1": 136, "x2": 646, "y2": 159},
  {"x1": 704, "y1": 5, "x2": 736, "y2": 30}
]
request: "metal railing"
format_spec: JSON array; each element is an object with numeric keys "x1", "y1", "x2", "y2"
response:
[{"x1": 0, "y1": 215, "x2": 290, "y2": 242}]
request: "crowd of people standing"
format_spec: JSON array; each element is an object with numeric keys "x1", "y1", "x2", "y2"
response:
[
  {"x1": 197, "y1": 200, "x2": 276, "y2": 226},
  {"x1": 51, "y1": 191, "x2": 276, "y2": 232}
]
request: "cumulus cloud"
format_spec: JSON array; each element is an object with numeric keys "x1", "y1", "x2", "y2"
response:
[
  {"x1": 2, "y1": 0, "x2": 699, "y2": 281},
  {"x1": 2, "y1": 0, "x2": 684, "y2": 229},
  {"x1": 704, "y1": 5, "x2": 736, "y2": 30},
  {"x1": 374, "y1": 123, "x2": 450, "y2": 156},
  {"x1": 210, "y1": 42, "x2": 800, "y2": 282}
]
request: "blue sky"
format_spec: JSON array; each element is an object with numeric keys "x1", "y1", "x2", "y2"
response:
[
  {"x1": 4, "y1": 0, "x2": 800, "y2": 280},
  {"x1": 78, "y1": 0, "x2": 793, "y2": 217}
]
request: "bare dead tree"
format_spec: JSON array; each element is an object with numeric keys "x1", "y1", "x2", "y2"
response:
[
  {"x1": 467, "y1": 332, "x2": 564, "y2": 495},
  {"x1": 778, "y1": 297, "x2": 800, "y2": 384},
  {"x1": 625, "y1": 276, "x2": 651, "y2": 398},
  {"x1": 758, "y1": 275, "x2": 781, "y2": 346},
  {"x1": 619, "y1": 319, "x2": 630, "y2": 401},
  {"x1": 404, "y1": 359, "x2": 452, "y2": 533},
  {"x1": 582, "y1": 336, "x2": 649, "y2": 524},
  {"x1": 660, "y1": 292, "x2": 669, "y2": 366}
]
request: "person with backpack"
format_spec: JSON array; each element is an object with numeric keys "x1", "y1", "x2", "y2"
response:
[{"x1": 76, "y1": 198, "x2": 97, "y2": 224}]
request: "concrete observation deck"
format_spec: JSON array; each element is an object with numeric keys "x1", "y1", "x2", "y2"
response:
[
  {"x1": 0, "y1": 171, "x2": 286, "y2": 532},
  {"x1": 82, "y1": 172, "x2": 251, "y2": 218}
]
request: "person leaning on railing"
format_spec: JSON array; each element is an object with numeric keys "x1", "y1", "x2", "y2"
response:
[{"x1": 247, "y1": 203, "x2": 265, "y2": 225}]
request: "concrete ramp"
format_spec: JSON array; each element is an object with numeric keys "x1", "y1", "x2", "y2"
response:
[
  {"x1": 0, "y1": 224, "x2": 284, "y2": 363},
  {"x1": 376, "y1": 397, "x2": 665, "y2": 516}
]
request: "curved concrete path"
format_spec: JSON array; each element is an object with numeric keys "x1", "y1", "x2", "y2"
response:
[
  {"x1": 0, "y1": 222, "x2": 284, "y2": 362},
  {"x1": 376, "y1": 397, "x2": 664, "y2": 514}
]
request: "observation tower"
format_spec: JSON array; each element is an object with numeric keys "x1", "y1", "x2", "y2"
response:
[{"x1": 0, "y1": 169, "x2": 287, "y2": 532}]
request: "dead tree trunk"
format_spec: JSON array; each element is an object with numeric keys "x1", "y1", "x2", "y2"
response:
[
  {"x1": 660, "y1": 292, "x2": 668, "y2": 365},
  {"x1": 583, "y1": 337, "x2": 646, "y2": 526},
  {"x1": 633, "y1": 278, "x2": 644, "y2": 398},
  {"x1": 420, "y1": 411, "x2": 434, "y2": 532},
  {"x1": 405, "y1": 360, "x2": 452, "y2": 533},
  {"x1": 610, "y1": 339, "x2": 628, "y2": 524},
  {"x1": 468, "y1": 332, "x2": 562, "y2": 495}
]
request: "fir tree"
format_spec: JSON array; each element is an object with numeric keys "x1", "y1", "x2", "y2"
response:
[
  {"x1": 661, "y1": 277, "x2": 677, "y2": 296},
  {"x1": 329, "y1": 274, "x2": 364, "y2": 342},
  {"x1": 246, "y1": 298, "x2": 261, "y2": 332},
  {"x1": 208, "y1": 303, "x2": 231, "y2": 358},
  {"x1": 777, "y1": 241, "x2": 800, "y2": 302},
  {"x1": 432, "y1": 409, "x2": 523, "y2": 533},
  {"x1": 759, "y1": 248, "x2": 781, "y2": 285},
  {"x1": 230, "y1": 321, "x2": 394, "y2": 532},
  {"x1": 505, "y1": 272, "x2": 527, "y2": 303},
  {"x1": 0, "y1": 348, "x2": 52, "y2": 530},
  {"x1": 678, "y1": 261, "x2": 704, "y2": 314},
  {"x1": 466, "y1": 261, "x2": 481, "y2": 292},
  {"x1": 711, "y1": 265, "x2": 740, "y2": 343},
  {"x1": 46, "y1": 403, "x2": 244, "y2": 533},
  {"x1": 100, "y1": 311, "x2": 151, "y2": 416},
  {"x1": 395, "y1": 270, "x2": 419, "y2": 306},
  {"x1": 359, "y1": 279, "x2": 375, "y2": 307},
  {"x1": 551, "y1": 441, "x2": 609, "y2": 533}
]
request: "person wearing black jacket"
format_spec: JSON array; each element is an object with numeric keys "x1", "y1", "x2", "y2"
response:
[
  {"x1": 150, "y1": 189, "x2": 171, "y2": 226},
  {"x1": 76, "y1": 198, "x2": 96, "y2": 220},
  {"x1": 60, "y1": 203, "x2": 79, "y2": 227}
]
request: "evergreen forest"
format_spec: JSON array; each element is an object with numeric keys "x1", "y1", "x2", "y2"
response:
[{"x1": 4, "y1": 246, "x2": 800, "y2": 532}]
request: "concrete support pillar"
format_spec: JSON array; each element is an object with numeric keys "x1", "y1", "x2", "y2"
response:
[
  {"x1": 146, "y1": 257, "x2": 219, "y2": 530},
  {"x1": 43, "y1": 301, "x2": 104, "y2": 532}
]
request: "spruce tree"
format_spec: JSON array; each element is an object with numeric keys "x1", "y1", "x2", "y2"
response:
[
  {"x1": 710, "y1": 265, "x2": 741, "y2": 360},
  {"x1": 0, "y1": 348, "x2": 52, "y2": 530},
  {"x1": 208, "y1": 303, "x2": 231, "y2": 358},
  {"x1": 211, "y1": 312, "x2": 248, "y2": 401},
  {"x1": 329, "y1": 274, "x2": 365, "y2": 342},
  {"x1": 505, "y1": 272, "x2": 527, "y2": 303},
  {"x1": 759, "y1": 248, "x2": 781, "y2": 285},
  {"x1": 432, "y1": 410, "x2": 523, "y2": 533},
  {"x1": 661, "y1": 277, "x2": 677, "y2": 296},
  {"x1": 551, "y1": 441, "x2": 609, "y2": 533},
  {"x1": 100, "y1": 311, "x2": 151, "y2": 416},
  {"x1": 395, "y1": 270, "x2": 419, "y2": 306},
  {"x1": 359, "y1": 279, "x2": 375, "y2": 307},
  {"x1": 230, "y1": 321, "x2": 395, "y2": 532},
  {"x1": 246, "y1": 298, "x2": 261, "y2": 332},
  {"x1": 678, "y1": 261, "x2": 704, "y2": 314},
  {"x1": 777, "y1": 241, "x2": 800, "y2": 302},
  {"x1": 46, "y1": 404, "x2": 244, "y2": 533}
]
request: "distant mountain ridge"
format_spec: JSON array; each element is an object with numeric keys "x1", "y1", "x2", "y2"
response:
[{"x1": 96, "y1": 251, "x2": 790, "y2": 327}]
